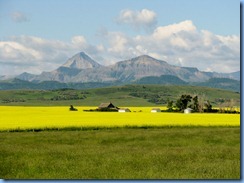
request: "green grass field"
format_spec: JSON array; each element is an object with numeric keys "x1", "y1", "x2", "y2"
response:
[
  {"x1": 0, "y1": 85, "x2": 240, "y2": 179},
  {"x1": 0, "y1": 127, "x2": 240, "y2": 179}
]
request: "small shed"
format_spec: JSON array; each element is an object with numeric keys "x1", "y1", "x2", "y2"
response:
[
  {"x1": 184, "y1": 108, "x2": 193, "y2": 114},
  {"x1": 118, "y1": 108, "x2": 131, "y2": 112},
  {"x1": 151, "y1": 108, "x2": 161, "y2": 113}
]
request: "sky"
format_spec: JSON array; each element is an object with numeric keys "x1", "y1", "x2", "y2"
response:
[{"x1": 0, "y1": 0, "x2": 240, "y2": 76}]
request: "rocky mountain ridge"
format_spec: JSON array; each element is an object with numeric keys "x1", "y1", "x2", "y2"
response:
[{"x1": 16, "y1": 52, "x2": 240, "y2": 83}]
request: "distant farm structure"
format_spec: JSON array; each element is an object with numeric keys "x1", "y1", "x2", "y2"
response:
[
  {"x1": 84, "y1": 102, "x2": 119, "y2": 112},
  {"x1": 151, "y1": 108, "x2": 161, "y2": 113},
  {"x1": 184, "y1": 108, "x2": 193, "y2": 114},
  {"x1": 118, "y1": 108, "x2": 131, "y2": 112},
  {"x1": 98, "y1": 102, "x2": 116, "y2": 109}
]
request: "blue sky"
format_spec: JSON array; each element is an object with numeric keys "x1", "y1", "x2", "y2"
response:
[{"x1": 0, "y1": 0, "x2": 240, "y2": 75}]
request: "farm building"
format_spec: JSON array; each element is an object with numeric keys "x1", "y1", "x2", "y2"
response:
[
  {"x1": 151, "y1": 108, "x2": 161, "y2": 113},
  {"x1": 98, "y1": 102, "x2": 118, "y2": 111},
  {"x1": 118, "y1": 108, "x2": 131, "y2": 112},
  {"x1": 184, "y1": 108, "x2": 193, "y2": 114},
  {"x1": 98, "y1": 102, "x2": 116, "y2": 109}
]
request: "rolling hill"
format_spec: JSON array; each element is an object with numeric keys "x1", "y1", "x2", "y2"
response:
[
  {"x1": 0, "y1": 85, "x2": 240, "y2": 107},
  {"x1": 0, "y1": 76, "x2": 240, "y2": 92}
]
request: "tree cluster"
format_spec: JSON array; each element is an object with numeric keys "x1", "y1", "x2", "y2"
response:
[
  {"x1": 166, "y1": 94, "x2": 210, "y2": 112},
  {"x1": 50, "y1": 94, "x2": 86, "y2": 101},
  {"x1": 1, "y1": 98, "x2": 26, "y2": 103},
  {"x1": 166, "y1": 94, "x2": 200, "y2": 112},
  {"x1": 166, "y1": 94, "x2": 239, "y2": 113}
]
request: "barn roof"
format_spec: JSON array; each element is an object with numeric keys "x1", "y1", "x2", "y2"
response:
[{"x1": 98, "y1": 102, "x2": 116, "y2": 108}]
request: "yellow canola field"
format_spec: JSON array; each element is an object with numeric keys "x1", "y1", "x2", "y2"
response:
[{"x1": 0, "y1": 106, "x2": 240, "y2": 130}]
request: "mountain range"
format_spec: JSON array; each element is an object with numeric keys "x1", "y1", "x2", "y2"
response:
[
  {"x1": 16, "y1": 52, "x2": 239, "y2": 83},
  {"x1": 0, "y1": 52, "x2": 240, "y2": 91}
]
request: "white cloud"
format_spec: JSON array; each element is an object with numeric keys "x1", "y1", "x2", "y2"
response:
[
  {"x1": 107, "y1": 32, "x2": 128, "y2": 54},
  {"x1": 152, "y1": 20, "x2": 196, "y2": 40},
  {"x1": 11, "y1": 11, "x2": 29, "y2": 23},
  {"x1": 0, "y1": 20, "x2": 240, "y2": 75},
  {"x1": 103, "y1": 20, "x2": 239, "y2": 73},
  {"x1": 0, "y1": 41, "x2": 42, "y2": 62},
  {"x1": 0, "y1": 35, "x2": 108, "y2": 75},
  {"x1": 71, "y1": 36, "x2": 87, "y2": 47},
  {"x1": 0, "y1": 36, "x2": 83, "y2": 75},
  {"x1": 117, "y1": 9, "x2": 157, "y2": 31}
]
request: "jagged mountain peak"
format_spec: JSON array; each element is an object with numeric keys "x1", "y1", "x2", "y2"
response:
[
  {"x1": 16, "y1": 72, "x2": 36, "y2": 81},
  {"x1": 120, "y1": 55, "x2": 168, "y2": 67},
  {"x1": 114, "y1": 55, "x2": 169, "y2": 70},
  {"x1": 62, "y1": 52, "x2": 101, "y2": 69}
]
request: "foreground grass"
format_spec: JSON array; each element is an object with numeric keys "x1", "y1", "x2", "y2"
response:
[{"x1": 0, "y1": 127, "x2": 240, "y2": 179}]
